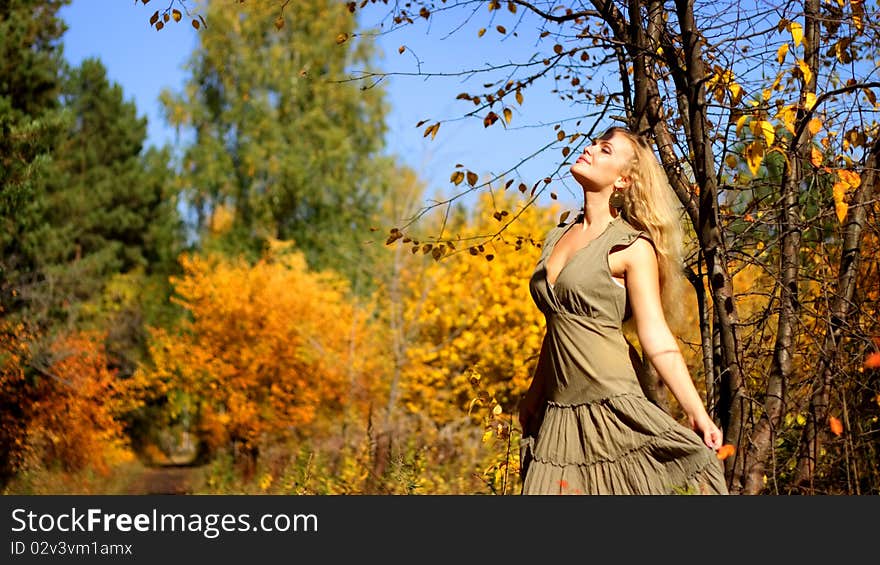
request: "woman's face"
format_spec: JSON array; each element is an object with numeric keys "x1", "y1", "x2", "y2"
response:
[{"x1": 570, "y1": 131, "x2": 634, "y2": 190}]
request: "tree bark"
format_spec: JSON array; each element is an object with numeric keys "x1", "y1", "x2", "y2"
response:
[{"x1": 793, "y1": 136, "x2": 879, "y2": 491}]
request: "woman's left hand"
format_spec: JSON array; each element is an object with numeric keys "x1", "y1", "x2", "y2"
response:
[{"x1": 691, "y1": 414, "x2": 723, "y2": 451}]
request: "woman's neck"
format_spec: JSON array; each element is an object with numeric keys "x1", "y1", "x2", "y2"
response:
[{"x1": 580, "y1": 189, "x2": 616, "y2": 229}]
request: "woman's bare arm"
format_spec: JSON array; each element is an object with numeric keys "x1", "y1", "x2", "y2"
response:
[{"x1": 622, "y1": 237, "x2": 722, "y2": 450}]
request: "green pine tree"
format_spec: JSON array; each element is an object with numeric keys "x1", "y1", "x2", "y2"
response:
[
  {"x1": 30, "y1": 58, "x2": 184, "y2": 329},
  {"x1": 0, "y1": 0, "x2": 70, "y2": 316}
]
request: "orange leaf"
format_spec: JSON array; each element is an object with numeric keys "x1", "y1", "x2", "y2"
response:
[
  {"x1": 865, "y1": 352, "x2": 880, "y2": 369},
  {"x1": 829, "y1": 416, "x2": 843, "y2": 436},
  {"x1": 716, "y1": 444, "x2": 736, "y2": 460}
]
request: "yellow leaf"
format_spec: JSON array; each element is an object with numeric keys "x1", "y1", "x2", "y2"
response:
[
  {"x1": 398, "y1": 45, "x2": 405, "y2": 54},
  {"x1": 832, "y1": 181, "x2": 848, "y2": 223},
  {"x1": 191, "y1": 18, "x2": 200, "y2": 30},
  {"x1": 745, "y1": 141, "x2": 764, "y2": 176},
  {"x1": 797, "y1": 59, "x2": 813, "y2": 86},
  {"x1": 796, "y1": 414, "x2": 807, "y2": 426},
  {"x1": 736, "y1": 115, "x2": 749, "y2": 138},
  {"x1": 729, "y1": 83, "x2": 742, "y2": 102},
  {"x1": 515, "y1": 90, "x2": 523, "y2": 105},
  {"x1": 829, "y1": 416, "x2": 843, "y2": 436},
  {"x1": 450, "y1": 171, "x2": 465, "y2": 185},
  {"x1": 477, "y1": 28, "x2": 486, "y2": 37},
  {"x1": 866, "y1": 352, "x2": 880, "y2": 369},
  {"x1": 759, "y1": 121, "x2": 775, "y2": 147},
  {"x1": 172, "y1": 9, "x2": 182, "y2": 22},
  {"x1": 492, "y1": 404, "x2": 502, "y2": 415},
  {"x1": 503, "y1": 107, "x2": 512, "y2": 125},
  {"x1": 777, "y1": 43, "x2": 789, "y2": 64},
  {"x1": 808, "y1": 117, "x2": 822, "y2": 136},
  {"x1": 482, "y1": 430, "x2": 493, "y2": 443},
  {"x1": 805, "y1": 92, "x2": 817, "y2": 111},
  {"x1": 810, "y1": 147, "x2": 823, "y2": 167},
  {"x1": 790, "y1": 22, "x2": 804, "y2": 47},
  {"x1": 275, "y1": 16, "x2": 284, "y2": 30},
  {"x1": 777, "y1": 105, "x2": 797, "y2": 135},
  {"x1": 336, "y1": 33, "x2": 349, "y2": 45},
  {"x1": 149, "y1": 10, "x2": 159, "y2": 25},
  {"x1": 838, "y1": 169, "x2": 861, "y2": 189}
]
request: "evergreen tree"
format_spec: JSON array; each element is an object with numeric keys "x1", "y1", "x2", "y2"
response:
[
  {"x1": 0, "y1": 0, "x2": 69, "y2": 316},
  {"x1": 30, "y1": 58, "x2": 184, "y2": 329}
]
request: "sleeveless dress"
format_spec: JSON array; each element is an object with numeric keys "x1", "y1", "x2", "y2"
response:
[{"x1": 520, "y1": 214, "x2": 729, "y2": 495}]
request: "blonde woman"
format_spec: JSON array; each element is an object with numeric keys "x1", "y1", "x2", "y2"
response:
[{"x1": 518, "y1": 127, "x2": 729, "y2": 495}]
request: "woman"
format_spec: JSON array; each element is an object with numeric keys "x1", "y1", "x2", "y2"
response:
[{"x1": 518, "y1": 127, "x2": 729, "y2": 495}]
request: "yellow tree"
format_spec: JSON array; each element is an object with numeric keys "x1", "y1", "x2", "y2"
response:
[
  {"x1": 395, "y1": 189, "x2": 556, "y2": 423},
  {"x1": 134, "y1": 241, "x2": 388, "y2": 475}
]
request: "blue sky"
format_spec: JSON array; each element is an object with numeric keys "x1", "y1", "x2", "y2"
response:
[{"x1": 58, "y1": 1, "x2": 588, "y2": 216}]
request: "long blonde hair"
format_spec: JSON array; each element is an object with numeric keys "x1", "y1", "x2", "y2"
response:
[{"x1": 602, "y1": 127, "x2": 687, "y2": 326}]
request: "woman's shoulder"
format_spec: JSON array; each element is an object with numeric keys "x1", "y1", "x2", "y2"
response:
[{"x1": 616, "y1": 216, "x2": 654, "y2": 245}]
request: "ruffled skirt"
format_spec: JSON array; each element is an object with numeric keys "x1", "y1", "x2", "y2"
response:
[{"x1": 520, "y1": 393, "x2": 729, "y2": 495}]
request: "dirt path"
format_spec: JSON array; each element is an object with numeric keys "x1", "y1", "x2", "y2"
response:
[{"x1": 125, "y1": 464, "x2": 202, "y2": 495}]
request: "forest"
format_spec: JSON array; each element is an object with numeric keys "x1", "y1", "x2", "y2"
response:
[{"x1": 1, "y1": 0, "x2": 878, "y2": 496}]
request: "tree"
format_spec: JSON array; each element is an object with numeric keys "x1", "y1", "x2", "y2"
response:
[
  {"x1": 133, "y1": 243, "x2": 389, "y2": 475},
  {"x1": 29, "y1": 57, "x2": 184, "y2": 333},
  {"x1": 0, "y1": 0, "x2": 69, "y2": 317},
  {"x1": 160, "y1": 0, "x2": 395, "y2": 292}
]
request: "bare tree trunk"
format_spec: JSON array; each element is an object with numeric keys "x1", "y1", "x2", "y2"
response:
[
  {"x1": 740, "y1": 0, "x2": 820, "y2": 494},
  {"x1": 688, "y1": 263, "x2": 718, "y2": 417},
  {"x1": 671, "y1": 0, "x2": 745, "y2": 491}
]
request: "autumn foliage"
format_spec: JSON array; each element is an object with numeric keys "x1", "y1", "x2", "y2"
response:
[
  {"x1": 395, "y1": 191, "x2": 553, "y2": 424},
  {"x1": 133, "y1": 241, "x2": 389, "y2": 470},
  {"x1": 1, "y1": 316, "x2": 133, "y2": 484}
]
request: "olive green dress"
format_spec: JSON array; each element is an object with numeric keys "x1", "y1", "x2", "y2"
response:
[{"x1": 520, "y1": 214, "x2": 729, "y2": 495}]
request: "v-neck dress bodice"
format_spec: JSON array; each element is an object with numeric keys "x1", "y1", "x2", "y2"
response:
[{"x1": 520, "y1": 214, "x2": 729, "y2": 495}]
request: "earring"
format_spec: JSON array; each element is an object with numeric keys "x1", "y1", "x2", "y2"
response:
[{"x1": 609, "y1": 187, "x2": 625, "y2": 210}]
